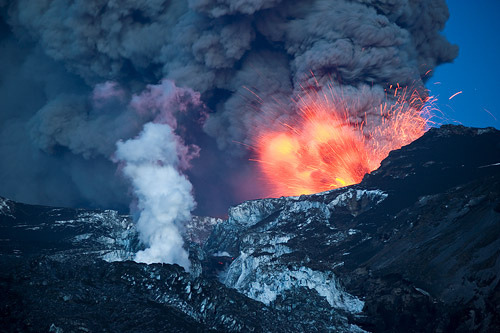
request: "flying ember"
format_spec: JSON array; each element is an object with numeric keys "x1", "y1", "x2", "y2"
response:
[{"x1": 253, "y1": 85, "x2": 433, "y2": 197}]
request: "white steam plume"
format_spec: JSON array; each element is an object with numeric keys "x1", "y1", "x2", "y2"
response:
[
  {"x1": 115, "y1": 122, "x2": 194, "y2": 270},
  {"x1": 112, "y1": 80, "x2": 202, "y2": 270}
]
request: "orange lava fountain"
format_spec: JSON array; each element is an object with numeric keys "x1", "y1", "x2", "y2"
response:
[{"x1": 253, "y1": 84, "x2": 433, "y2": 196}]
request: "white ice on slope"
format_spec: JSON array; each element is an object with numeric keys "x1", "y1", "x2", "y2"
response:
[
  {"x1": 228, "y1": 198, "x2": 281, "y2": 227},
  {"x1": 0, "y1": 197, "x2": 13, "y2": 217},
  {"x1": 327, "y1": 189, "x2": 389, "y2": 218},
  {"x1": 216, "y1": 188, "x2": 388, "y2": 315},
  {"x1": 328, "y1": 189, "x2": 388, "y2": 208},
  {"x1": 221, "y1": 230, "x2": 364, "y2": 313},
  {"x1": 224, "y1": 250, "x2": 364, "y2": 313},
  {"x1": 213, "y1": 251, "x2": 232, "y2": 257}
]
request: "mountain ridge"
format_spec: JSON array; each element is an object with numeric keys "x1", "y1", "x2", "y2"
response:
[{"x1": 1, "y1": 124, "x2": 499, "y2": 332}]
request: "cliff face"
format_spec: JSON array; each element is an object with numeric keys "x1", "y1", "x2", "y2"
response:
[{"x1": 1, "y1": 125, "x2": 499, "y2": 332}]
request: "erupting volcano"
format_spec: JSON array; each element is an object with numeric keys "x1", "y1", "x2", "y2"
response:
[{"x1": 254, "y1": 84, "x2": 433, "y2": 196}]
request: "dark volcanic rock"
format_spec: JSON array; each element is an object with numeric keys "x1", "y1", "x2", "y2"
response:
[
  {"x1": 204, "y1": 125, "x2": 500, "y2": 332},
  {"x1": 1, "y1": 125, "x2": 499, "y2": 332},
  {"x1": 0, "y1": 202, "x2": 355, "y2": 332}
]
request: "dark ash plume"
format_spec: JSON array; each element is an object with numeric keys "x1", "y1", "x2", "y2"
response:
[{"x1": 0, "y1": 0, "x2": 458, "y2": 217}]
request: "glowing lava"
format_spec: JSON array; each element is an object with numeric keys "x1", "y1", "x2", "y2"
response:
[{"x1": 254, "y1": 85, "x2": 432, "y2": 196}]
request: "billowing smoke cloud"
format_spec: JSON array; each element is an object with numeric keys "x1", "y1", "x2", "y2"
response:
[
  {"x1": 0, "y1": 0, "x2": 458, "y2": 218},
  {"x1": 115, "y1": 122, "x2": 194, "y2": 270}
]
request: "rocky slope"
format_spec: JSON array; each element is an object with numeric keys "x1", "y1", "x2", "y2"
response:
[{"x1": 1, "y1": 125, "x2": 499, "y2": 332}]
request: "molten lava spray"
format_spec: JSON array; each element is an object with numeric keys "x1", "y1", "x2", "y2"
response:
[{"x1": 254, "y1": 85, "x2": 432, "y2": 196}]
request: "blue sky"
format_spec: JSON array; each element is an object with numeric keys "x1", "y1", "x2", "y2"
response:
[{"x1": 427, "y1": 1, "x2": 500, "y2": 129}]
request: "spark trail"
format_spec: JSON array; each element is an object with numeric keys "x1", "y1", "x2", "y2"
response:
[{"x1": 253, "y1": 84, "x2": 434, "y2": 196}]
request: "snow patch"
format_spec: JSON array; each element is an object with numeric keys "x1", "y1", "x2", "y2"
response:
[
  {"x1": 327, "y1": 189, "x2": 388, "y2": 216},
  {"x1": 289, "y1": 200, "x2": 328, "y2": 214},
  {"x1": 0, "y1": 198, "x2": 14, "y2": 218},
  {"x1": 73, "y1": 233, "x2": 92, "y2": 242},
  {"x1": 213, "y1": 251, "x2": 232, "y2": 257},
  {"x1": 415, "y1": 287, "x2": 431, "y2": 297},
  {"x1": 329, "y1": 189, "x2": 388, "y2": 208},
  {"x1": 348, "y1": 229, "x2": 360, "y2": 236},
  {"x1": 479, "y1": 162, "x2": 500, "y2": 168},
  {"x1": 102, "y1": 250, "x2": 134, "y2": 262},
  {"x1": 476, "y1": 128, "x2": 496, "y2": 135}
]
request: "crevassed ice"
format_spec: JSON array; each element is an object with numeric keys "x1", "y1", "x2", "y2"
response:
[
  {"x1": 224, "y1": 252, "x2": 364, "y2": 313},
  {"x1": 228, "y1": 199, "x2": 282, "y2": 226},
  {"x1": 223, "y1": 231, "x2": 364, "y2": 314}
]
